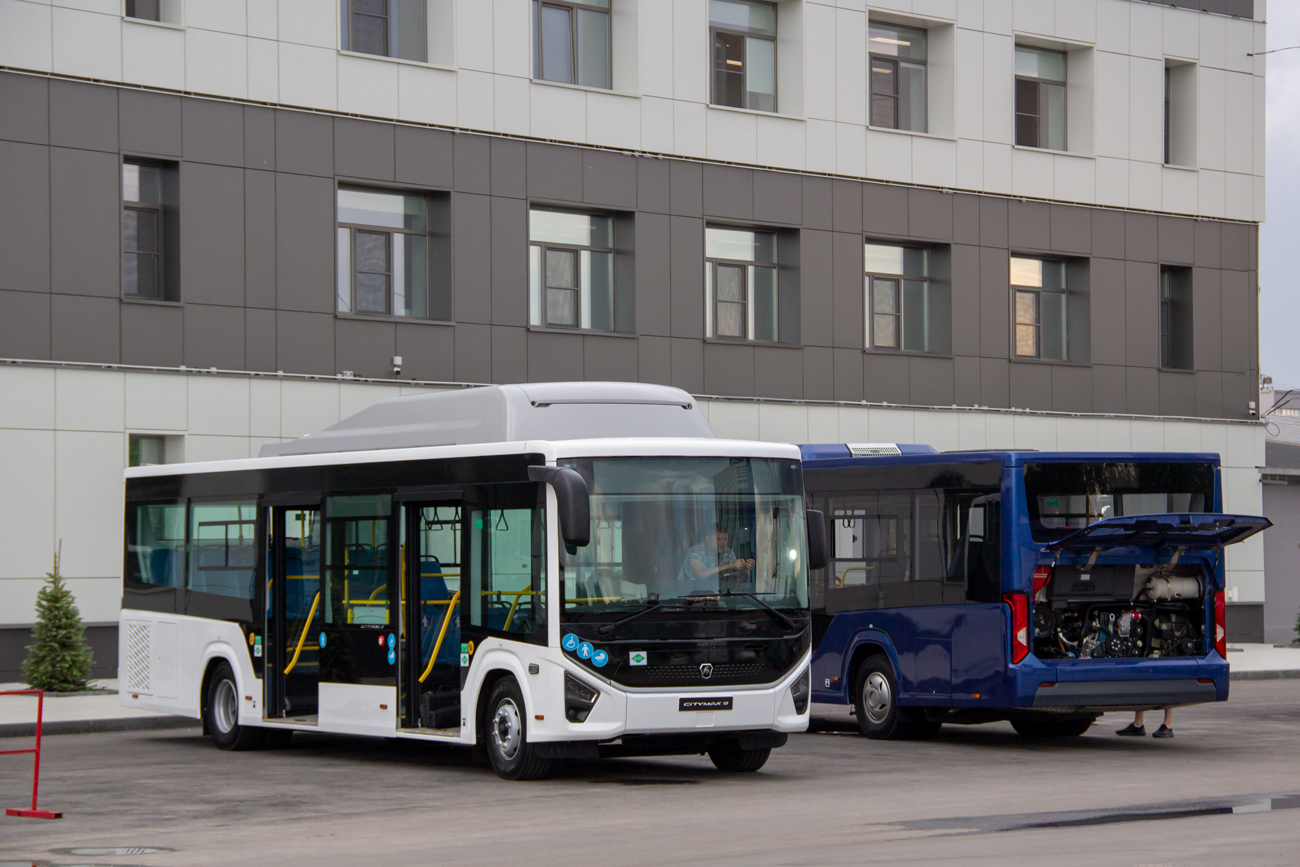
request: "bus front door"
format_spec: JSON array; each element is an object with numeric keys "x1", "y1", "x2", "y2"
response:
[
  {"x1": 267, "y1": 506, "x2": 322, "y2": 722},
  {"x1": 402, "y1": 500, "x2": 464, "y2": 732}
]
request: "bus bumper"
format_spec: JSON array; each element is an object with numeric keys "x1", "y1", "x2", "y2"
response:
[{"x1": 1014, "y1": 654, "x2": 1229, "y2": 710}]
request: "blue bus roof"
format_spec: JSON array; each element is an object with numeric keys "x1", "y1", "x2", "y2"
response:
[{"x1": 798, "y1": 444, "x2": 1222, "y2": 470}]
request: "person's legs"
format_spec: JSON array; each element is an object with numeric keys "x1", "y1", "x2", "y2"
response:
[
  {"x1": 1153, "y1": 707, "x2": 1175, "y2": 738},
  {"x1": 1116, "y1": 710, "x2": 1146, "y2": 736}
]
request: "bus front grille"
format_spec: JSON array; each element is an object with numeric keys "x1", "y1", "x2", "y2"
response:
[{"x1": 643, "y1": 663, "x2": 764, "y2": 681}]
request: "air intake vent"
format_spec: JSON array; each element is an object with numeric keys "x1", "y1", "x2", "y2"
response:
[
  {"x1": 125, "y1": 621, "x2": 151, "y2": 694},
  {"x1": 846, "y1": 443, "x2": 902, "y2": 457}
]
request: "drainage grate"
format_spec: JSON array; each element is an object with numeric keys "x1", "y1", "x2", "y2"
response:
[{"x1": 54, "y1": 848, "x2": 174, "y2": 856}]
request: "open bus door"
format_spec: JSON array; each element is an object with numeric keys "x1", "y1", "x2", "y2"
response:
[
  {"x1": 401, "y1": 499, "x2": 465, "y2": 732},
  {"x1": 266, "y1": 506, "x2": 323, "y2": 723}
]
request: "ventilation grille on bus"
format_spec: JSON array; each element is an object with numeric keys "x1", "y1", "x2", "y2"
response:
[
  {"x1": 643, "y1": 663, "x2": 765, "y2": 681},
  {"x1": 125, "y1": 622, "x2": 151, "y2": 694},
  {"x1": 846, "y1": 443, "x2": 902, "y2": 457}
]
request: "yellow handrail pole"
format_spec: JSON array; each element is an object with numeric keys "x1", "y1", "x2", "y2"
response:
[
  {"x1": 283, "y1": 591, "x2": 320, "y2": 675},
  {"x1": 501, "y1": 588, "x2": 539, "y2": 631},
  {"x1": 418, "y1": 591, "x2": 460, "y2": 684}
]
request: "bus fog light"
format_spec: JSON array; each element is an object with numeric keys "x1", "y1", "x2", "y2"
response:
[
  {"x1": 789, "y1": 667, "x2": 811, "y2": 714},
  {"x1": 565, "y1": 672, "x2": 600, "y2": 723}
]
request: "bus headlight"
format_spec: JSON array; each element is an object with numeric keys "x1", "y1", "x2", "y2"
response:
[
  {"x1": 565, "y1": 672, "x2": 601, "y2": 723},
  {"x1": 789, "y1": 667, "x2": 811, "y2": 715}
]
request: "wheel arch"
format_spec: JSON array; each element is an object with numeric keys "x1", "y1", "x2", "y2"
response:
[
  {"x1": 844, "y1": 632, "x2": 901, "y2": 702},
  {"x1": 470, "y1": 653, "x2": 532, "y2": 748}
]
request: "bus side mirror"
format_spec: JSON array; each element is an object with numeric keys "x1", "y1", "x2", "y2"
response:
[
  {"x1": 527, "y1": 465, "x2": 591, "y2": 548},
  {"x1": 806, "y1": 509, "x2": 829, "y2": 572}
]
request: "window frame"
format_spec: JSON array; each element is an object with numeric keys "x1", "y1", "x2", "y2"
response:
[
  {"x1": 533, "y1": 0, "x2": 613, "y2": 89},
  {"x1": 528, "y1": 207, "x2": 617, "y2": 332},
  {"x1": 1014, "y1": 45, "x2": 1068, "y2": 151},
  {"x1": 709, "y1": 0, "x2": 779, "y2": 113},
  {"x1": 868, "y1": 23, "x2": 928, "y2": 133},
  {"x1": 121, "y1": 159, "x2": 174, "y2": 302},
  {"x1": 704, "y1": 226, "x2": 780, "y2": 343},
  {"x1": 340, "y1": 0, "x2": 428, "y2": 62},
  {"x1": 864, "y1": 243, "x2": 932, "y2": 354},
  {"x1": 1010, "y1": 256, "x2": 1068, "y2": 362},
  {"x1": 1159, "y1": 265, "x2": 1194, "y2": 371},
  {"x1": 336, "y1": 185, "x2": 434, "y2": 320},
  {"x1": 124, "y1": 0, "x2": 161, "y2": 21}
]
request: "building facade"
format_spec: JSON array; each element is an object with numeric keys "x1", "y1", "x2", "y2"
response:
[{"x1": 0, "y1": 0, "x2": 1268, "y2": 676}]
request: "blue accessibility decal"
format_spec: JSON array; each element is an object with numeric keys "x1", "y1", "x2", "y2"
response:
[
  {"x1": 319, "y1": 631, "x2": 327, "y2": 648},
  {"x1": 387, "y1": 648, "x2": 396, "y2": 665},
  {"x1": 388, "y1": 633, "x2": 396, "y2": 648},
  {"x1": 577, "y1": 641, "x2": 594, "y2": 660},
  {"x1": 562, "y1": 633, "x2": 581, "y2": 652},
  {"x1": 591, "y1": 649, "x2": 609, "y2": 667}
]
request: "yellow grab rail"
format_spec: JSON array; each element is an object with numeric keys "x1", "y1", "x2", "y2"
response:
[
  {"x1": 283, "y1": 591, "x2": 320, "y2": 675},
  {"x1": 418, "y1": 591, "x2": 460, "y2": 684}
]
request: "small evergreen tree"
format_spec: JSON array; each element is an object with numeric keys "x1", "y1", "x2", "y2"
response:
[
  {"x1": 22, "y1": 548, "x2": 94, "y2": 692},
  {"x1": 1293, "y1": 605, "x2": 1300, "y2": 647}
]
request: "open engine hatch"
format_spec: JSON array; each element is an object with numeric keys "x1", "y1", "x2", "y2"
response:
[{"x1": 1046, "y1": 513, "x2": 1271, "y2": 552}]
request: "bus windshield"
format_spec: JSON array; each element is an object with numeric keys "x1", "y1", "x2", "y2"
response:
[
  {"x1": 559, "y1": 457, "x2": 808, "y2": 616},
  {"x1": 1023, "y1": 461, "x2": 1215, "y2": 542}
]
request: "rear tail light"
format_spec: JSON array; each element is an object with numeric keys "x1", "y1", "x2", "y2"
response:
[
  {"x1": 1213, "y1": 590, "x2": 1227, "y2": 658},
  {"x1": 1031, "y1": 565, "x2": 1052, "y2": 601},
  {"x1": 1004, "y1": 592, "x2": 1030, "y2": 664}
]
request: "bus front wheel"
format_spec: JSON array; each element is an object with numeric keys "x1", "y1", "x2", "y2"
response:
[
  {"x1": 708, "y1": 740, "x2": 771, "y2": 773},
  {"x1": 204, "y1": 661, "x2": 267, "y2": 751},
  {"x1": 484, "y1": 677, "x2": 552, "y2": 781}
]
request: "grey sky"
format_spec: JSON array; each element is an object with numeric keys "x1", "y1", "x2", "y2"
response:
[{"x1": 1260, "y1": 1, "x2": 1300, "y2": 383}]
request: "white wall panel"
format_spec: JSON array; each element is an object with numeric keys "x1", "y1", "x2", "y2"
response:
[
  {"x1": 0, "y1": 367, "x2": 55, "y2": 431},
  {"x1": 1198, "y1": 11, "x2": 1226, "y2": 71},
  {"x1": 188, "y1": 376, "x2": 251, "y2": 437},
  {"x1": 1127, "y1": 1, "x2": 1161, "y2": 61},
  {"x1": 805, "y1": 118, "x2": 836, "y2": 173},
  {"x1": 493, "y1": 74, "x2": 533, "y2": 137},
  {"x1": 1197, "y1": 66, "x2": 1225, "y2": 172},
  {"x1": 125, "y1": 373, "x2": 186, "y2": 432},
  {"x1": 1162, "y1": 5, "x2": 1198, "y2": 60},
  {"x1": 705, "y1": 400, "x2": 759, "y2": 440},
  {"x1": 755, "y1": 114, "x2": 805, "y2": 171},
  {"x1": 493, "y1": 0, "x2": 531, "y2": 79},
  {"x1": 1128, "y1": 159, "x2": 1161, "y2": 211},
  {"x1": 277, "y1": 0, "x2": 336, "y2": 49},
  {"x1": 1055, "y1": 417, "x2": 1098, "y2": 451},
  {"x1": 1127, "y1": 56, "x2": 1163, "y2": 165},
  {"x1": 957, "y1": 410, "x2": 987, "y2": 449},
  {"x1": 278, "y1": 41, "x2": 337, "y2": 109},
  {"x1": 981, "y1": 32, "x2": 1013, "y2": 145},
  {"x1": 866, "y1": 128, "x2": 910, "y2": 182},
  {"x1": 249, "y1": 379, "x2": 281, "y2": 439},
  {"x1": 1053, "y1": 153, "x2": 1094, "y2": 204},
  {"x1": 121, "y1": 20, "x2": 185, "y2": 90},
  {"x1": 338, "y1": 54, "x2": 399, "y2": 117},
  {"x1": 0, "y1": 429, "x2": 54, "y2": 581},
  {"x1": 1198, "y1": 168, "x2": 1225, "y2": 219},
  {"x1": 637, "y1": 0, "x2": 673, "y2": 97},
  {"x1": 1094, "y1": 0, "x2": 1128, "y2": 55},
  {"x1": 1094, "y1": 156, "x2": 1128, "y2": 208},
  {"x1": 1095, "y1": 417, "x2": 1133, "y2": 450},
  {"x1": 187, "y1": 0, "x2": 246, "y2": 36},
  {"x1": 247, "y1": 37, "x2": 280, "y2": 103},
  {"x1": 187, "y1": 27, "x2": 248, "y2": 99},
  {"x1": 1012, "y1": 0, "x2": 1051, "y2": 38},
  {"x1": 1092, "y1": 51, "x2": 1128, "y2": 159},
  {"x1": 1224, "y1": 171, "x2": 1253, "y2": 222},
  {"x1": 955, "y1": 25, "x2": 984, "y2": 140},
  {"x1": 802, "y1": 1, "x2": 836, "y2": 121},
  {"x1": 912, "y1": 134, "x2": 957, "y2": 188},
  {"x1": 955, "y1": 136, "x2": 982, "y2": 189},
  {"x1": 1054, "y1": 0, "x2": 1094, "y2": 44},
  {"x1": 184, "y1": 434, "x2": 251, "y2": 463},
  {"x1": 914, "y1": 0, "x2": 958, "y2": 20},
  {"x1": 398, "y1": 63, "x2": 457, "y2": 126},
  {"x1": 455, "y1": 0, "x2": 494, "y2": 72},
  {"x1": 955, "y1": 0, "x2": 982, "y2": 30},
  {"x1": 51, "y1": 6, "x2": 120, "y2": 81},
  {"x1": 640, "y1": 96, "x2": 675, "y2": 154},
  {"x1": 757, "y1": 403, "x2": 807, "y2": 444},
  {"x1": 54, "y1": 430, "x2": 123, "y2": 579},
  {"x1": 1012, "y1": 413, "x2": 1056, "y2": 449},
  {"x1": 280, "y1": 380, "x2": 341, "y2": 439},
  {"x1": 1161, "y1": 165, "x2": 1198, "y2": 215},
  {"x1": 1131, "y1": 418, "x2": 1164, "y2": 451},
  {"x1": 806, "y1": 405, "x2": 837, "y2": 443},
  {"x1": 868, "y1": 409, "x2": 916, "y2": 444},
  {"x1": 672, "y1": 0, "x2": 707, "y2": 104},
  {"x1": 834, "y1": 7, "x2": 866, "y2": 126},
  {"x1": 982, "y1": 140, "x2": 1012, "y2": 194},
  {"x1": 982, "y1": 0, "x2": 1012, "y2": 36},
  {"x1": 456, "y1": 69, "x2": 495, "y2": 132},
  {"x1": 248, "y1": 0, "x2": 278, "y2": 40},
  {"x1": 836, "y1": 121, "x2": 868, "y2": 178},
  {"x1": 586, "y1": 91, "x2": 641, "y2": 150},
  {"x1": 673, "y1": 99, "x2": 706, "y2": 157},
  {"x1": 0, "y1": 0, "x2": 53, "y2": 72},
  {"x1": 1011, "y1": 146, "x2": 1052, "y2": 199},
  {"x1": 55, "y1": 369, "x2": 124, "y2": 433},
  {"x1": 1223, "y1": 71, "x2": 1254, "y2": 176},
  {"x1": 705, "y1": 107, "x2": 757, "y2": 164}
]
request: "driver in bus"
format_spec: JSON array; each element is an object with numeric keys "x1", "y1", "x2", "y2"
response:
[{"x1": 678, "y1": 523, "x2": 755, "y2": 591}]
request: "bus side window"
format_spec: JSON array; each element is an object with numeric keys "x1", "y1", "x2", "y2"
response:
[
  {"x1": 963, "y1": 497, "x2": 1002, "y2": 604},
  {"x1": 126, "y1": 502, "x2": 186, "y2": 589}
]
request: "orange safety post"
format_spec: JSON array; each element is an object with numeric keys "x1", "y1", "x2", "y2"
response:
[{"x1": 1, "y1": 689, "x2": 62, "y2": 819}]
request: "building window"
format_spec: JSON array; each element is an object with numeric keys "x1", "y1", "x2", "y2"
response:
[
  {"x1": 706, "y1": 226, "x2": 778, "y2": 341},
  {"x1": 528, "y1": 209, "x2": 615, "y2": 330},
  {"x1": 1015, "y1": 46, "x2": 1066, "y2": 151},
  {"x1": 533, "y1": 0, "x2": 611, "y2": 89},
  {"x1": 1164, "y1": 61, "x2": 1196, "y2": 167},
  {"x1": 125, "y1": 0, "x2": 160, "y2": 21},
  {"x1": 866, "y1": 244, "x2": 932, "y2": 352},
  {"x1": 869, "y1": 23, "x2": 926, "y2": 132},
  {"x1": 709, "y1": 0, "x2": 777, "y2": 112},
  {"x1": 1160, "y1": 266, "x2": 1193, "y2": 370},
  {"x1": 129, "y1": 434, "x2": 166, "y2": 467},
  {"x1": 122, "y1": 160, "x2": 177, "y2": 301},
  {"x1": 1012, "y1": 257, "x2": 1067, "y2": 361},
  {"x1": 340, "y1": 0, "x2": 427, "y2": 62},
  {"x1": 337, "y1": 187, "x2": 433, "y2": 318}
]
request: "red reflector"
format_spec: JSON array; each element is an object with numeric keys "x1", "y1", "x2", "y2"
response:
[
  {"x1": 1004, "y1": 591, "x2": 1031, "y2": 664},
  {"x1": 1032, "y1": 565, "x2": 1052, "y2": 595},
  {"x1": 1197, "y1": 678, "x2": 1214, "y2": 684},
  {"x1": 1039, "y1": 682, "x2": 1056, "y2": 688},
  {"x1": 1213, "y1": 590, "x2": 1227, "y2": 658}
]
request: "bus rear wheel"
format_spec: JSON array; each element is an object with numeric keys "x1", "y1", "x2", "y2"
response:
[
  {"x1": 707, "y1": 740, "x2": 771, "y2": 773},
  {"x1": 852, "y1": 656, "x2": 938, "y2": 740},
  {"x1": 205, "y1": 661, "x2": 267, "y2": 751},
  {"x1": 1011, "y1": 716, "x2": 1095, "y2": 738},
  {"x1": 484, "y1": 677, "x2": 552, "y2": 780}
]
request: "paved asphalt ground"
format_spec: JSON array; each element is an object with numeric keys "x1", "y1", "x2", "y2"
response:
[{"x1": 2, "y1": 681, "x2": 1300, "y2": 867}]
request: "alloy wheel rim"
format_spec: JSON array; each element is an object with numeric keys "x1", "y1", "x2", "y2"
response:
[
  {"x1": 863, "y1": 671, "x2": 892, "y2": 725},
  {"x1": 492, "y1": 698, "x2": 522, "y2": 760},
  {"x1": 213, "y1": 679, "x2": 238, "y2": 734}
]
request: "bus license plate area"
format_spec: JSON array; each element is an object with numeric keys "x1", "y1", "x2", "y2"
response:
[{"x1": 679, "y1": 697, "x2": 733, "y2": 711}]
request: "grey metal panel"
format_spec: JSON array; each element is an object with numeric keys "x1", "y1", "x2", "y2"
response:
[
  {"x1": 182, "y1": 98, "x2": 243, "y2": 167},
  {"x1": 491, "y1": 324, "x2": 527, "y2": 383},
  {"x1": 334, "y1": 117, "x2": 395, "y2": 181},
  {"x1": 583, "y1": 150, "x2": 637, "y2": 209},
  {"x1": 244, "y1": 170, "x2": 276, "y2": 309},
  {"x1": 635, "y1": 157, "x2": 670, "y2": 215},
  {"x1": 799, "y1": 229, "x2": 832, "y2": 347},
  {"x1": 454, "y1": 321, "x2": 492, "y2": 382},
  {"x1": 1158, "y1": 215, "x2": 1195, "y2": 265},
  {"x1": 1089, "y1": 258, "x2": 1126, "y2": 364},
  {"x1": 669, "y1": 215, "x2": 704, "y2": 338},
  {"x1": 1159, "y1": 370, "x2": 1197, "y2": 417},
  {"x1": 802, "y1": 345, "x2": 833, "y2": 400},
  {"x1": 274, "y1": 110, "x2": 333, "y2": 177},
  {"x1": 865, "y1": 352, "x2": 909, "y2": 404},
  {"x1": 274, "y1": 173, "x2": 335, "y2": 312},
  {"x1": 582, "y1": 333, "x2": 638, "y2": 382},
  {"x1": 490, "y1": 196, "x2": 527, "y2": 326},
  {"x1": 669, "y1": 160, "x2": 703, "y2": 217},
  {"x1": 394, "y1": 125, "x2": 454, "y2": 188},
  {"x1": 1221, "y1": 372, "x2": 1252, "y2": 418},
  {"x1": 634, "y1": 211, "x2": 670, "y2": 336},
  {"x1": 777, "y1": 229, "x2": 800, "y2": 345},
  {"x1": 119, "y1": 90, "x2": 181, "y2": 157},
  {"x1": 669, "y1": 336, "x2": 704, "y2": 393},
  {"x1": 1124, "y1": 261, "x2": 1159, "y2": 369},
  {"x1": 949, "y1": 244, "x2": 980, "y2": 357},
  {"x1": 908, "y1": 189, "x2": 952, "y2": 241},
  {"x1": 979, "y1": 357, "x2": 1009, "y2": 408},
  {"x1": 453, "y1": 133, "x2": 491, "y2": 194},
  {"x1": 1194, "y1": 371, "x2": 1222, "y2": 418},
  {"x1": 1192, "y1": 267, "x2": 1222, "y2": 371},
  {"x1": 702, "y1": 164, "x2": 752, "y2": 220},
  {"x1": 754, "y1": 344, "x2": 802, "y2": 399},
  {"x1": 1124, "y1": 212, "x2": 1158, "y2": 263},
  {"x1": 978, "y1": 196, "x2": 1007, "y2": 249},
  {"x1": 0, "y1": 141, "x2": 50, "y2": 293},
  {"x1": 395, "y1": 322, "x2": 455, "y2": 382},
  {"x1": 831, "y1": 231, "x2": 863, "y2": 349},
  {"x1": 1008, "y1": 359, "x2": 1053, "y2": 410},
  {"x1": 753, "y1": 170, "x2": 801, "y2": 225},
  {"x1": 49, "y1": 80, "x2": 116, "y2": 152},
  {"x1": 802, "y1": 176, "x2": 832, "y2": 231},
  {"x1": 1032, "y1": 678, "x2": 1215, "y2": 708},
  {"x1": 1007, "y1": 200, "x2": 1049, "y2": 252},
  {"x1": 51, "y1": 294, "x2": 119, "y2": 362},
  {"x1": 862, "y1": 183, "x2": 906, "y2": 238},
  {"x1": 1220, "y1": 222, "x2": 1251, "y2": 271},
  {"x1": 1093, "y1": 363, "x2": 1126, "y2": 413},
  {"x1": 49, "y1": 147, "x2": 118, "y2": 298},
  {"x1": 1050, "y1": 364, "x2": 1092, "y2": 412},
  {"x1": 1219, "y1": 269, "x2": 1251, "y2": 374},
  {"x1": 452, "y1": 193, "x2": 492, "y2": 324},
  {"x1": 954, "y1": 355, "x2": 980, "y2": 405},
  {"x1": 335, "y1": 315, "x2": 397, "y2": 378},
  {"x1": 1126, "y1": 366, "x2": 1159, "y2": 414},
  {"x1": 831, "y1": 180, "x2": 862, "y2": 234},
  {"x1": 952, "y1": 194, "x2": 979, "y2": 246},
  {"x1": 243, "y1": 106, "x2": 275, "y2": 170},
  {"x1": 527, "y1": 329, "x2": 585, "y2": 382},
  {"x1": 927, "y1": 246, "x2": 952, "y2": 355},
  {"x1": 1091, "y1": 208, "x2": 1124, "y2": 260},
  {"x1": 245, "y1": 307, "x2": 276, "y2": 372},
  {"x1": 1194, "y1": 219, "x2": 1222, "y2": 268},
  {"x1": 613, "y1": 212, "x2": 636, "y2": 334},
  {"x1": 1065, "y1": 259, "x2": 1090, "y2": 365},
  {"x1": 275, "y1": 310, "x2": 335, "y2": 375},
  {"x1": 704, "y1": 341, "x2": 755, "y2": 396},
  {"x1": 637, "y1": 334, "x2": 671, "y2": 385},
  {"x1": 0, "y1": 289, "x2": 50, "y2": 359},
  {"x1": 833, "y1": 347, "x2": 863, "y2": 401},
  {"x1": 183, "y1": 302, "x2": 244, "y2": 370},
  {"x1": 492, "y1": 138, "x2": 529, "y2": 199},
  {"x1": 908, "y1": 355, "x2": 954, "y2": 406},
  {"x1": 0, "y1": 73, "x2": 48, "y2": 145},
  {"x1": 1049, "y1": 204, "x2": 1090, "y2": 255},
  {"x1": 181, "y1": 162, "x2": 244, "y2": 307},
  {"x1": 978, "y1": 246, "x2": 1008, "y2": 359}
]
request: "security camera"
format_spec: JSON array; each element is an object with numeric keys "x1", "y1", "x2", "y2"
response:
[
  {"x1": 1248, "y1": 400, "x2": 1258, "y2": 418},
  {"x1": 392, "y1": 355, "x2": 403, "y2": 377}
]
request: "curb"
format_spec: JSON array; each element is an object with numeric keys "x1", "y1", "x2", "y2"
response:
[
  {"x1": 1231, "y1": 669, "x2": 1300, "y2": 681},
  {"x1": 0, "y1": 715, "x2": 201, "y2": 739}
]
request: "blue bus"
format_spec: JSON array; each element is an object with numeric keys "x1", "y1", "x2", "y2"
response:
[{"x1": 802, "y1": 444, "x2": 1270, "y2": 739}]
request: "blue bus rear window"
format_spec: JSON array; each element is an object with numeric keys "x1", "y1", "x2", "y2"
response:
[{"x1": 1023, "y1": 461, "x2": 1214, "y2": 542}]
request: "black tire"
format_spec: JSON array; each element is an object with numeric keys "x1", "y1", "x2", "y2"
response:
[
  {"x1": 707, "y1": 741, "x2": 771, "y2": 773},
  {"x1": 1011, "y1": 716, "x2": 1095, "y2": 738},
  {"x1": 483, "y1": 677, "x2": 552, "y2": 780},
  {"x1": 852, "y1": 656, "x2": 906, "y2": 740},
  {"x1": 205, "y1": 661, "x2": 266, "y2": 751}
]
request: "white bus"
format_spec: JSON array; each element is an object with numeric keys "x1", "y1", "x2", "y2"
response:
[{"x1": 119, "y1": 382, "x2": 825, "y2": 779}]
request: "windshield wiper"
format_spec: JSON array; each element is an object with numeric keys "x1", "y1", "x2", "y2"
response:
[
  {"x1": 596, "y1": 600, "x2": 685, "y2": 636},
  {"x1": 723, "y1": 590, "x2": 801, "y2": 631}
]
